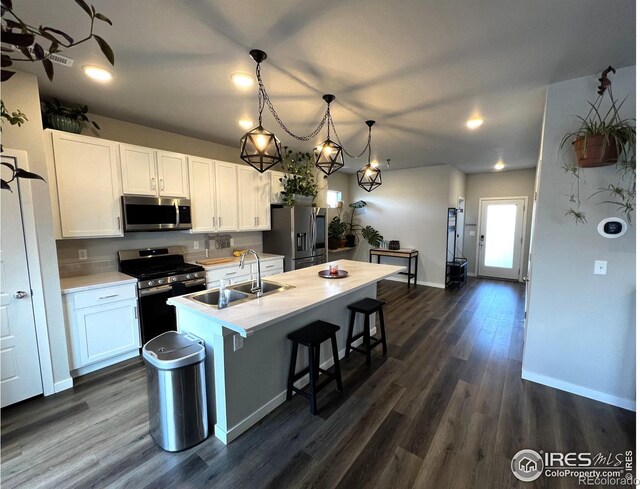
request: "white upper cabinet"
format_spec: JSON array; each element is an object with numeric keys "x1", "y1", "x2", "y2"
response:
[
  {"x1": 270, "y1": 170, "x2": 285, "y2": 204},
  {"x1": 49, "y1": 131, "x2": 123, "y2": 238},
  {"x1": 238, "y1": 167, "x2": 271, "y2": 231},
  {"x1": 157, "y1": 150, "x2": 189, "y2": 197},
  {"x1": 120, "y1": 145, "x2": 189, "y2": 198},
  {"x1": 119, "y1": 144, "x2": 156, "y2": 196},
  {"x1": 188, "y1": 156, "x2": 217, "y2": 233},
  {"x1": 214, "y1": 161, "x2": 239, "y2": 232}
]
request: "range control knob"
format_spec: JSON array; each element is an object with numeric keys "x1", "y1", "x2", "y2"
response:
[
  {"x1": 186, "y1": 274, "x2": 192, "y2": 279},
  {"x1": 148, "y1": 280, "x2": 156, "y2": 286}
]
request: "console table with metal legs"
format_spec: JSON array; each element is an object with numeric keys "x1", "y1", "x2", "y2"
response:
[{"x1": 369, "y1": 248, "x2": 418, "y2": 288}]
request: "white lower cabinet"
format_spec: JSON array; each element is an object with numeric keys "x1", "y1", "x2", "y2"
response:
[
  {"x1": 204, "y1": 258, "x2": 284, "y2": 288},
  {"x1": 63, "y1": 283, "x2": 141, "y2": 376}
]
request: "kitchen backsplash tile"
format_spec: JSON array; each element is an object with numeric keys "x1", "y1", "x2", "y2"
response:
[{"x1": 56, "y1": 231, "x2": 264, "y2": 278}]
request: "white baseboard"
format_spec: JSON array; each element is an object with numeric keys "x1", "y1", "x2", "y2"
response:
[
  {"x1": 53, "y1": 377, "x2": 74, "y2": 393},
  {"x1": 70, "y1": 350, "x2": 140, "y2": 378},
  {"x1": 215, "y1": 329, "x2": 376, "y2": 444},
  {"x1": 467, "y1": 272, "x2": 477, "y2": 277},
  {"x1": 521, "y1": 369, "x2": 636, "y2": 411},
  {"x1": 384, "y1": 276, "x2": 445, "y2": 289}
]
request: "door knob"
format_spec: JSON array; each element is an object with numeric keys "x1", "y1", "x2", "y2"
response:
[{"x1": 13, "y1": 291, "x2": 28, "y2": 299}]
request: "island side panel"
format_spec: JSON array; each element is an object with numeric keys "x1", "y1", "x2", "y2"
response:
[{"x1": 219, "y1": 283, "x2": 377, "y2": 442}]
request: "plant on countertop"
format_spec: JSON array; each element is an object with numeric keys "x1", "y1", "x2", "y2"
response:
[
  {"x1": 561, "y1": 66, "x2": 635, "y2": 223},
  {"x1": 280, "y1": 147, "x2": 326, "y2": 206},
  {"x1": 42, "y1": 98, "x2": 100, "y2": 133},
  {"x1": 344, "y1": 200, "x2": 383, "y2": 247},
  {"x1": 328, "y1": 216, "x2": 348, "y2": 250}
]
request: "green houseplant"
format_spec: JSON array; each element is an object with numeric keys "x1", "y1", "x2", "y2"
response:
[
  {"x1": 280, "y1": 147, "x2": 325, "y2": 206},
  {"x1": 328, "y1": 216, "x2": 348, "y2": 250},
  {"x1": 42, "y1": 98, "x2": 101, "y2": 134},
  {"x1": 344, "y1": 200, "x2": 383, "y2": 247},
  {"x1": 561, "y1": 67, "x2": 635, "y2": 223}
]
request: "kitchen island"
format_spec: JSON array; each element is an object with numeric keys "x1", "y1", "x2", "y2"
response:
[{"x1": 168, "y1": 259, "x2": 404, "y2": 444}]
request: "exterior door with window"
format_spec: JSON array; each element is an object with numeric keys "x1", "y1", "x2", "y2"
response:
[{"x1": 477, "y1": 198, "x2": 526, "y2": 280}]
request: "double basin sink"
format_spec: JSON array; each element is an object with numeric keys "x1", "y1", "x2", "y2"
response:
[{"x1": 187, "y1": 280, "x2": 293, "y2": 309}]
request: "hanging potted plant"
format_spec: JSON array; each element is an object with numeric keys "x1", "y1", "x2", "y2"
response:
[
  {"x1": 561, "y1": 67, "x2": 635, "y2": 223},
  {"x1": 280, "y1": 147, "x2": 325, "y2": 206},
  {"x1": 41, "y1": 98, "x2": 101, "y2": 134}
]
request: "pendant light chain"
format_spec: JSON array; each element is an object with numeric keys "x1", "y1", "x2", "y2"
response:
[
  {"x1": 256, "y1": 63, "x2": 328, "y2": 141},
  {"x1": 329, "y1": 115, "x2": 371, "y2": 159}
]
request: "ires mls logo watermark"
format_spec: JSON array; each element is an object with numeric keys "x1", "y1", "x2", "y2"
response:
[
  {"x1": 511, "y1": 449, "x2": 635, "y2": 485},
  {"x1": 512, "y1": 449, "x2": 544, "y2": 482}
]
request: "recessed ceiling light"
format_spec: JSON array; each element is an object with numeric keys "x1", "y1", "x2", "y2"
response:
[
  {"x1": 238, "y1": 119, "x2": 253, "y2": 129},
  {"x1": 495, "y1": 160, "x2": 505, "y2": 170},
  {"x1": 82, "y1": 65, "x2": 113, "y2": 82},
  {"x1": 466, "y1": 117, "x2": 484, "y2": 130},
  {"x1": 231, "y1": 72, "x2": 254, "y2": 88}
]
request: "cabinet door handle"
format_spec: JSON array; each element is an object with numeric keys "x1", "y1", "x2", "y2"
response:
[
  {"x1": 225, "y1": 271, "x2": 237, "y2": 276},
  {"x1": 160, "y1": 179, "x2": 164, "y2": 191},
  {"x1": 151, "y1": 177, "x2": 156, "y2": 190},
  {"x1": 134, "y1": 306, "x2": 138, "y2": 319},
  {"x1": 213, "y1": 217, "x2": 216, "y2": 228},
  {"x1": 265, "y1": 264, "x2": 274, "y2": 269},
  {"x1": 218, "y1": 216, "x2": 222, "y2": 228},
  {"x1": 117, "y1": 217, "x2": 121, "y2": 230},
  {"x1": 99, "y1": 294, "x2": 118, "y2": 300}
]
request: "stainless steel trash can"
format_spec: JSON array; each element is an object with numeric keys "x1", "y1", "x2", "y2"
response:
[{"x1": 142, "y1": 331, "x2": 208, "y2": 452}]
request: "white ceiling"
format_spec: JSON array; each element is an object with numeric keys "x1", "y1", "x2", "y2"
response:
[{"x1": 11, "y1": 0, "x2": 636, "y2": 173}]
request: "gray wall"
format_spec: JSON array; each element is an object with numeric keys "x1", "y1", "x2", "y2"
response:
[
  {"x1": 523, "y1": 66, "x2": 636, "y2": 409},
  {"x1": 463, "y1": 169, "x2": 536, "y2": 275},
  {"x1": 349, "y1": 165, "x2": 465, "y2": 287},
  {"x1": 2, "y1": 72, "x2": 71, "y2": 386}
]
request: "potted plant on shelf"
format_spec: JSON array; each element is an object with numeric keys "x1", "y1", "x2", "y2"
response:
[
  {"x1": 561, "y1": 67, "x2": 635, "y2": 223},
  {"x1": 328, "y1": 216, "x2": 348, "y2": 250},
  {"x1": 41, "y1": 98, "x2": 101, "y2": 134},
  {"x1": 344, "y1": 200, "x2": 384, "y2": 247},
  {"x1": 280, "y1": 147, "x2": 326, "y2": 206}
]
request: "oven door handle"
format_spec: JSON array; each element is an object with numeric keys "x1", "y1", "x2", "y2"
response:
[
  {"x1": 184, "y1": 278, "x2": 206, "y2": 288},
  {"x1": 139, "y1": 284, "x2": 173, "y2": 296}
]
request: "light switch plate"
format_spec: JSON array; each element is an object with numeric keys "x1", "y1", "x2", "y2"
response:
[
  {"x1": 594, "y1": 260, "x2": 607, "y2": 275},
  {"x1": 469, "y1": 231, "x2": 476, "y2": 236},
  {"x1": 193, "y1": 241, "x2": 200, "y2": 249},
  {"x1": 78, "y1": 249, "x2": 87, "y2": 260}
]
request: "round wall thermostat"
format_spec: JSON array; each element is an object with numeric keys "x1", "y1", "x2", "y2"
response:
[{"x1": 597, "y1": 217, "x2": 627, "y2": 238}]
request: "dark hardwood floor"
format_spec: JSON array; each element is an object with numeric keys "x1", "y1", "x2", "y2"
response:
[{"x1": 1, "y1": 279, "x2": 634, "y2": 488}]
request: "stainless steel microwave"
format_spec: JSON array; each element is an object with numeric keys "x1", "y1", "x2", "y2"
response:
[{"x1": 121, "y1": 196, "x2": 192, "y2": 232}]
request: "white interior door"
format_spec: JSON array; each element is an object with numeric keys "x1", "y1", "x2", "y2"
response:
[
  {"x1": 1, "y1": 162, "x2": 44, "y2": 407},
  {"x1": 477, "y1": 198, "x2": 526, "y2": 280}
]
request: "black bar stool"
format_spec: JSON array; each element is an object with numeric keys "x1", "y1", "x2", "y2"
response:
[
  {"x1": 345, "y1": 298, "x2": 387, "y2": 366},
  {"x1": 286, "y1": 320, "x2": 343, "y2": 415}
]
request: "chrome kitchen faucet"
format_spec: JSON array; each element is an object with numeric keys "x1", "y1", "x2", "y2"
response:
[{"x1": 239, "y1": 250, "x2": 263, "y2": 297}]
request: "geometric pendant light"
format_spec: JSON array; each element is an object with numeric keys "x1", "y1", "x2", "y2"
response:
[
  {"x1": 240, "y1": 49, "x2": 283, "y2": 173},
  {"x1": 356, "y1": 120, "x2": 382, "y2": 192},
  {"x1": 313, "y1": 94, "x2": 344, "y2": 175}
]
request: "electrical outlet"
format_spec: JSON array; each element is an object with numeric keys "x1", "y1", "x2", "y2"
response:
[
  {"x1": 594, "y1": 260, "x2": 607, "y2": 275},
  {"x1": 469, "y1": 231, "x2": 476, "y2": 236},
  {"x1": 78, "y1": 249, "x2": 88, "y2": 260},
  {"x1": 230, "y1": 238, "x2": 235, "y2": 246},
  {"x1": 193, "y1": 241, "x2": 200, "y2": 249},
  {"x1": 233, "y1": 334, "x2": 244, "y2": 351}
]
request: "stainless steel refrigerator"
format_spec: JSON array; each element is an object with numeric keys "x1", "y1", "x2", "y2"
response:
[{"x1": 263, "y1": 207, "x2": 327, "y2": 271}]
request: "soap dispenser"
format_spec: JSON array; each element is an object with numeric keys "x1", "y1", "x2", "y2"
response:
[{"x1": 218, "y1": 279, "x2": 229, "y2": 309}]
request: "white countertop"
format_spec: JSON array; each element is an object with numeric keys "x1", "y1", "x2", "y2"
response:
[
  {"x1": 60, "y1": 272, "x2": 137, "y2": 294},
  {"x1": 168, "y1": 259, "x2": 405, "y2": 337},
  {"x1": 193, "y1": 253, "x2": 284, "y2": 270}
]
